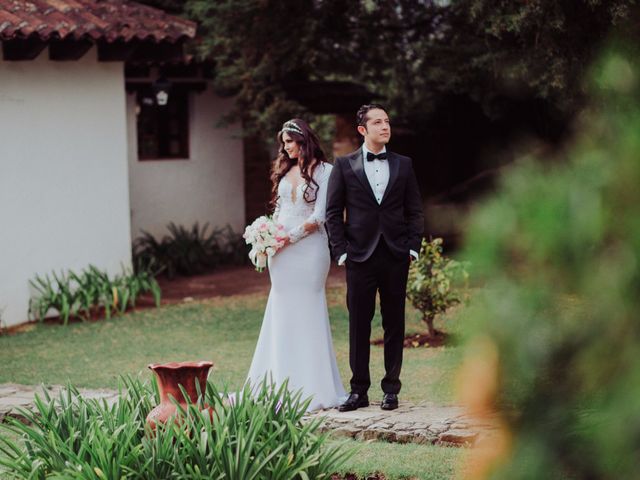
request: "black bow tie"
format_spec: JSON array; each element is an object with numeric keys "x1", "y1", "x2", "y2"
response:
[{"x1": 366, "y1": 152, "x2": 388, "y2": 162}]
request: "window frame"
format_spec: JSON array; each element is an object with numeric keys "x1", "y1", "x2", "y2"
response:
[{"x1": 135, "y1": 85, "x2": 191, "y2": 161}]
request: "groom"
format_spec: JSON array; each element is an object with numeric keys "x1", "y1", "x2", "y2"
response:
[{"x1": 326, "y1": 104, "x2": 424, "y2": 411}]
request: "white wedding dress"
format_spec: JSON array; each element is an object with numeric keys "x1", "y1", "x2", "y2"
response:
[{"x1": 247, "y1": 162, "x2": 346, "y2": 411}]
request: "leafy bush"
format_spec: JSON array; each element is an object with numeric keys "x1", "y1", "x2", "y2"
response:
[
  {"x1": 29, "y1": 265, "x2": 161, "y2": 325},
  {"x1": 133, "y1": 222, "x2": 249, "y2": 279},
  {"x1": 406, "y1": 238, "x2": 468, "y2": 337},
  {"x1": 0, "y1": 377, "x2": 353, "y2": 479},
  {"x1": 458, "y1": 50, "x2": 640, "y2": 479}
]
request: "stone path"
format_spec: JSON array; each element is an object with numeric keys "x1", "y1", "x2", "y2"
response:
[
  {"x1": 0, "y1": 384, "x2": 119, "y2": 422},
  {"x1": 0, "y1": 384, "x2": 498, "y2": 447},
  {"x1": 306, "y1": 401, "x2": 498, "y2": 447}
]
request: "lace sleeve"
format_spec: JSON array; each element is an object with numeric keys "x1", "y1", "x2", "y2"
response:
[
  {"x1": 288, "y1": 164, "x2": 332, "y2": 243},
  {"x1": 273, "y1": 196, "x2": 281, "y2": 222}
]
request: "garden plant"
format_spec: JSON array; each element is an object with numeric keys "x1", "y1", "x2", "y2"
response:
[
  {"x1": 29, "y1": 265, "x2": 161, "y2": 325},
  {"x1": 406, "y1": 237, "x2": 468, "y2": 344},
  {"x1": 0, "y1": 377, "x2": 353, "y2": 479},
  {"x1": 133, "y1": 222, "x2": 248, "y2": 278}
]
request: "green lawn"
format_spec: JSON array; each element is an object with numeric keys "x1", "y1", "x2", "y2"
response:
[
  {"x1": 0, "y1": 286, "x2": 468, "y2": 479},
  {"x1": 333, "y1": 439, "x2": 466, "y2": 480},
  {"x1": 0, "y1": 286, "x2": 464, "y2": 405}
]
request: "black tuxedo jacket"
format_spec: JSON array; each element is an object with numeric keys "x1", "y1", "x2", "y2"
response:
[{"x1": 325, "y1": 148, "x2": 424, "y2": 262}]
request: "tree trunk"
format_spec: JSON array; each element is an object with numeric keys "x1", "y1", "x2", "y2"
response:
[{"x1": 424, "y1": 314, "x2": 436, "y2": 338}]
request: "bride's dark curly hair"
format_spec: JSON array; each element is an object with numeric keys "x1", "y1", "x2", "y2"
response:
[{"x1": 269, "y1": 118, "x2": 329, "y2": 211}]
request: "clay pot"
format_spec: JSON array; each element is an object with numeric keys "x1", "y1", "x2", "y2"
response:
[{"x1": 146, "y1": 360, "x2": 214, "y2": 429}]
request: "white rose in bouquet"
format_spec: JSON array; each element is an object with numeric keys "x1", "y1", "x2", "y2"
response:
[{"x1": 243, "y1": 216, "x2": 287, "y2": 272}]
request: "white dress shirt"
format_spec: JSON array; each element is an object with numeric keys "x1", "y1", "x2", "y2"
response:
[
  {"x1": 363, "y1": 144, "x2": 390, "y2": 205},
  {"x1": 338, "y1": 145, "x2": 418, "y2": 265}
]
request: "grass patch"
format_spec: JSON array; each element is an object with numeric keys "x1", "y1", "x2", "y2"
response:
[
  {"x1": 334, "y1": 439, "x2": 467, "y2": 479},
  {"x1": 0, "y1": 286, "x2": 469, "y2": 479},
  {"x1": 0, "y1": 287, "x2": 464, "y2": 404}
]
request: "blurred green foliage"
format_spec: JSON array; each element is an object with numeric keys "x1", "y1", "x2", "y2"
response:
[{"x1": 461, "y1": 48, "x2": 640, "y2": 479}]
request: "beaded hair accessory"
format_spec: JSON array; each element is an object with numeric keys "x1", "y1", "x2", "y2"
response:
[{"x1": 281, "y1": 120, "x2": 304, "y2": 136}]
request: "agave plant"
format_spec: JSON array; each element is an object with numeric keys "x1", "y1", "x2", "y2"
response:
[
  {"x1": 0, "y1": 377, "x2": 354, "y2": 479},
  {"x1": 132, "y1": 230, "x2": 171, "y2": 277},
  {"x1": 28, "y1": 270, "x2": 78, "y2": 325},
  {"x1": 82, "y1": 264, "x2": 118, "y2": 320},
  {"x1": 69, "y1": 269, "x2": 102, "y2": 320},
  {"x1": 28, "y1": 265, "x2": 162, "y2": 325},
  {"x1": 165, "y1": 222, "x2": 219, "y2": 275},
  {"x1": 119, "y1": 265, "x2": 161, "y2": 309},
  {"x1": 217, "y1": 224, "x2": 251, "y2": 266},
  {"x1": 133, "y1": 222, "x2": 250, "y2": 279}
]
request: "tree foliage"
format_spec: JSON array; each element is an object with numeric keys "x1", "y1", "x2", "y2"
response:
[
  {"x1": 438, "y1": 0, "x2": 637, "y2": 117},
  {"x1": 175, "y1": 0, "x2": 636, "y2": 133},
  {"x1": 183, "y1": 0, "x2": 442, "y2": 132}
]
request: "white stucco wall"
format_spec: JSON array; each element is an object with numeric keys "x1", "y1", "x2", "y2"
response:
[
  {"x1": 0, "y1": 48, "x2": 132, "y2": 327},
  {"x1": 126, "y1": 89, "x2": 245, "y2": 240}
]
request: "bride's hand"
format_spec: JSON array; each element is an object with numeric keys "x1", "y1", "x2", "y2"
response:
[{"x1": 275, "y1": 235, "x2": 291, "y2": 254}]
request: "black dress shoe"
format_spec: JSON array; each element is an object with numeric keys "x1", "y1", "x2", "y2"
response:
[
  {"x1": 381, "y1": 393, "x2": 399, "y2": 411},
  {"x1": 338, "y1": 393, "x2": 369, "y2": 412}
]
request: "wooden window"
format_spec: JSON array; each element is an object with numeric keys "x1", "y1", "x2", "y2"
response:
[{"x1": 136, "y1": 87, "x2": 189, "y2": 160}]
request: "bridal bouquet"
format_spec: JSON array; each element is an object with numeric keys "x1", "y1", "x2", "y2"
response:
[{"x1": 243, "y1": 216, "x2": 287, "y2": 271}]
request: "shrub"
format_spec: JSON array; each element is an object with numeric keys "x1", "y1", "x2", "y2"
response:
[
  {"x1": 133, "y1": 222, "x2": 249, "y2": 279},
  {"x1": 0, "y1": 377, "x2": 353, "y2": 479},
  {"x1": 458, "y1": 50, "x2": 640, "y2": 479},
  {"x1": 406, "y1": 237, "x2": 468, "y2": 338},
  {"x1": 29, "y1": 265, "x2": 161, "y2": 325}
]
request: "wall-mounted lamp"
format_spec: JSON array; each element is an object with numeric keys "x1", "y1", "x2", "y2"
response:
[{"x1": 152, "y1": 76, "x2": 172, "y2": 106}]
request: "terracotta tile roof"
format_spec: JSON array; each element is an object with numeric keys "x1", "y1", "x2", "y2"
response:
[{"x1": 0, "y1": 0, "x2": 196, "y2": 43}]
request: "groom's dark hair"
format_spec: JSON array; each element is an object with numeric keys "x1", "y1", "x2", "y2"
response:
[{"x1": 357, "y1": 104, "x2": 388, "y2": 129}]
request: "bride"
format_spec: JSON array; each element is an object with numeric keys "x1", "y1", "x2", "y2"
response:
[{"x1": 246, "y1": 119, "x2": 346, "y2": 411}]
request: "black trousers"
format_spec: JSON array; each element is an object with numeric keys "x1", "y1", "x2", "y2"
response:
[{"x1": 345, "y1": 237, "x2": 410, "y2": 395}]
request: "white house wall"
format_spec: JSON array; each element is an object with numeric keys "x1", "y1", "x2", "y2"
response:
[
  {"x1": 126, "y1": 91, "x2": 245, "y2": 240},
  {"x1": 0, "y1": 49, "x2": 132, "y2": 327}
]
